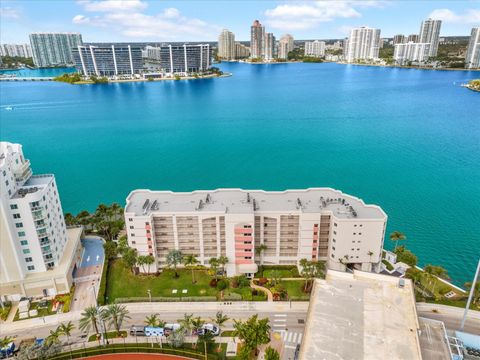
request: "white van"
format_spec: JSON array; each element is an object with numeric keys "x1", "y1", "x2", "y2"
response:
[{"x1": 144, "y1": 327, "x2": 165, "y2": 337}]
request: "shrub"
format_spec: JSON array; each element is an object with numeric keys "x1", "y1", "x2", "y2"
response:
[
  {"x1": 251, "y1": 289, "x2": 258, "y2": 296},
  {"x1": 382, "y1": 259, "x2": 394, "y2": 271},
  {"x1": 231, "y1": 277, "x2": 239, "y2": 288},
  {"x1": 209, "y1": 278, "x2": 218, "y2": 288},
  {"x1": 97, "y1": 260, "x2": 109, "y2": 305},
  {"x1": 223, "y1": 293, "x2": 242, "y2": 301},
  {"x1": 237, "y1": 275, "x2": 250, "y2": 288},
  {"x1": 217, "y1": 279, "x2": 228, "y2": 291},
  {"x1": 438, "y1": 285, "x2": 451, "y2": 296},
  {"x1": 258, "y1": 277, "x2": 268, "y2": 286}
]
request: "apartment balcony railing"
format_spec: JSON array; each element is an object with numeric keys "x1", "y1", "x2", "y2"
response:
[{"x1": 13, "y1": 160, "x2": 32, "y2": 182}]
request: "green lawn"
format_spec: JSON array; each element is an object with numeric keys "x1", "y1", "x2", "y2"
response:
[
  {"x1": 0, "y1": 303, "x2": 12, "y2": 320},
  {"x1": 13, "y1": 300, "x2": 55, "y2": 321},
  {"x1": 106, "y1": 260, "x2": 218, "y2": 302},
  {"x1": 228, "y1": 287, "x2": 267, "y2": 301},
  {"x1": 88, "y1": 331, "x2": 127, "y2": 342},
  {"x1": 281, "y1": 280, "x2": 311, "y2": 300},
  {"x1": 259, "y1": 265, "x2": 300, "y2": 278}
]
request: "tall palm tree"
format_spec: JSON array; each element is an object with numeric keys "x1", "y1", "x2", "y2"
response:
[
  {"x1": 46, "y1": 328, "x2": 61, "y2": 345},
  {"x1": 191, "y1": 317, "x2": 205, "y2": 334},
  {"x1": 209, "y1": 257, "x2": 219, "y2": 280},
  {"x1": 390, "y1": 231, "x2": 406, "y2": 251},
  {"x1": 179, "y1": 313, "x2": 194, "y2": 335},
  {"x1": 218, "y1": 255, "x2": 229, "y2": 276},
  {"x1": 255, "y1": 244, "x2": 268, "y2": 265},
  {"x1": 0, "y1": 336, "x2": 13, "y2": 349},
  {"x1": 145, "y1": 255, "x2": 155, "y2": 274},
  {"x1": 104, "y1": 304, "x2": 130, "y2": 335},
  {"x1": 58, "y1": 321, "x2": 75, "y2": 344},
  {"x1": 183, "y1": 254, "x2": 199, "y2": 284},
  {"x1": 79, "y1": 306, "x2": 100, "y2": 336},
  {"x1": 145, "y1": 314, "x2": 166, "y2": 328},
  {"x1": 137, "y1": 255, "x2": 148, "y2": 273},
  {"x1": 166, "y1": 249, "x2": 183, "y2": 278},
  {"x1": 212, "y1": 311, "x2": 229, "y2": 348}
]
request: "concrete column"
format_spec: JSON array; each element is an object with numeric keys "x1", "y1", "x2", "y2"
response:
[
  {"x1": 111, "y1": 45, "x2": 118, "y2": 75},
  {"x1": 199, "y1": 44, "x2": 203, "y2": 72},
  {"x1": 172, "y1": 216, "x2": 179, "y2": 250},
  {"x1": 90, "y1": 46, "x2": 99, "y2": 76},
  {"x1": 78, "y1": 46, "x2": 87, "y2": 76},
  {"x1": 128, "y1": 45, "x2": 134, "y2": 75},
  {"x1": 183, "y1": 44, "x2": 188, "y2": 74},
  {"x1": 169, "y1": 45, "x2": 173, "y2": 74}
]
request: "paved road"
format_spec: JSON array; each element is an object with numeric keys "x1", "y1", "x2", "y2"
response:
[
  {"x1": 1, "y1": 302, "x2": 308, "y2": 360},
  {"x1": 416, "y1": 303, "x2": 480, "y2": 334}
]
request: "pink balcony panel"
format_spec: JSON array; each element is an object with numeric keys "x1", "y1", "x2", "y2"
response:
[
  {"x1": 235, "y1": 244, "x2": 253, "y2": 250},
  {"x1": 235, "y1": 252, "x2": 253, "y2": 257},
  {"x1": 146, "y1": 225, "x2": 151, "y2": 230},
  {"x1": 234, "y1": 228, "x2": 253, "y2": 234},
  {"x1": 235, "y1": 259, "x2": 253, "y2": 265},
  {"x1": 235, "y1": 236, "x2": 252, "y2": 241}
]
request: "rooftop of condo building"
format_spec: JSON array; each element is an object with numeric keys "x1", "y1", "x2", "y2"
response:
[{"x1": 125, "y1": 188, "x2": 387, "y2": 220}]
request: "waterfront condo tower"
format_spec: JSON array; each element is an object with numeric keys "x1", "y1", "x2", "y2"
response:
[
  {"x1": 250, "y1": 20, "x2": 265, "y2": 59},
  {"x1": 218, "y1": 29, "x2": 236, "y2": 60},
  {"x1": 263, "y1": 33, "x2": 276, "y2": 61},
  {"x1": 29, "y1": 32, "x2": 83, "y2": 67},
  {"x1": 394, "y1": 42, "x2": 431, "y2": 65},
  {"x1": 419, "y1": 18, "x2": 442, "y2": 57},
  {"x1": 0, "y1": 142, "x2": 83, "y2": 300},
  {"x1": 278, "y1": 34, "x2": 294, "y2": 60},
  {"x1": 72, "y1": 43, "x2": 143, "y2": 76},
  {"x1": 345, "y1": 27, "x2": 381, "y2": 63},
  {"x1": 124, "y1": 188, "x2": 387, "y2": 277},
  {"x1": 304, "y1": 40, "x2": 326, "y2": 58},
  {"x1": 465, "y1": 27, "x2": 480, "y2": 69}
]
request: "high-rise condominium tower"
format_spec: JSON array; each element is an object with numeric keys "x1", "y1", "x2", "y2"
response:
[
  {"x1": 345, "y1": 27, "x2": 381, "y2": 63},
  {"x1": 278, "y1": 34, "x2": 294, "y2": 59},
  {"x1": 0, "y1": 142, "x2": 83, "y2": 300},
  {"x1": 407, "y1": 34, "x2": 419, "y2": 43},
  {"x1": 250, "y1": 20, "x2": 265, "y2": 59},
  {"x1": 465, "y1": 27, "x2": 480, "y2": 69},
  {"x1": 419, "y1": 19, "x2": 442, "y2": 57},
  {"x1": 263, "y1": 33, "x2": 276, "y2": 60},
  {"x1": 29, "y1": 33, "x2": 83, "y2": 67},
  {"x1": 393, "y1": 34, "x2": 406, "y2": 45},
  {"x1": 304, "y1": 41, "x2": 326, "y2": 58},
  {"x1": 218, "y1": 29, "x2": 236, "y2": 60}
]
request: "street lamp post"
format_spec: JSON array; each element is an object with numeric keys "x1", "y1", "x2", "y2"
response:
[
  {"x1": 91, "y1": 285, "x2": 106, "y2": 346},
  {"x1": 460, "y1": 258, "x2": 480, "y2": 331},
  {"x1": 147, "y1": 289, "x2": 152, "y2": 302}
]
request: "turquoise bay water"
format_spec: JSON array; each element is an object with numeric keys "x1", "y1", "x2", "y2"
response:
[
  {"x1": 1, "y1": 63, "x2": 479, "y2": 285},
  {"x1": 0, "y1": 67, "x2": 76, "y2": 77}
]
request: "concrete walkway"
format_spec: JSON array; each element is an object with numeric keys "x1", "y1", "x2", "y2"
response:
[
  {"x1": 250, "y1": 281, "x2": 273, "y2": 302},
  {"x1": 5, "y1": 302, "x2": 18, "y2": 323}
]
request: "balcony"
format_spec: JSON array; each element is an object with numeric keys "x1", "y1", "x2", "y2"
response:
[{"x1": 13, "y1": 160, "x2": 32, "y2": 183}]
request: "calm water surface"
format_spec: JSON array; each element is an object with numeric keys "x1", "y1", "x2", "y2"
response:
[{"x1": 1, "y1": 62, "x2": 479, "y2": 285}]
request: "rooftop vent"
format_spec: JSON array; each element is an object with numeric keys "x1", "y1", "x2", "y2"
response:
[
  {"x1": 206, "y1": 194, "x2": 211, "y2": 204},
  {"x1": 253, "y1": 198, "x2": 258, "y2": 211},
  {"x1": 247, "y1": 193, "x2": 251, "y2": 203},
  {"x1": 197, "y1": 199, "x2": 204, "y2": 210},
  {"x1": 151, "y1": 200, "x2": 159, "y2": 211}
]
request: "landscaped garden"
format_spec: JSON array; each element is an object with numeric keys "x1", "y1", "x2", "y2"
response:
[
  {"x1": 0, "y1": 301, "x2": 12, "y2": 320},
  {"x1": 13, "y1": 300, "x2": 55, "y2": 321}
]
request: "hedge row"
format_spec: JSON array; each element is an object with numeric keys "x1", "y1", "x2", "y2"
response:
[
  {"x1": 97, "y1": 260, "x2": 110, "y2": 305},
  {"x1": 115, "y1": 296, "x2": 217, "y2": 303}
]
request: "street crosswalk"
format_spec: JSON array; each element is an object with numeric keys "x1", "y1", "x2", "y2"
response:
[{"x1": 272, "y1": 314, "x2": 303, "y2": 350}]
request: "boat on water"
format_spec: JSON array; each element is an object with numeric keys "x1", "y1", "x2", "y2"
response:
[{"x1": 5, "y1": 106, "x2": 13, "y2": 111}]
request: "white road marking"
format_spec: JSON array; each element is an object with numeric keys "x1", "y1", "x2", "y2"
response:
[
  {"x1": 285, "y1": 345, "x2": 297, "y2": 349},
  {"x1": 287, "y1": 332, "x2": 293, "y2": 342},
  {"x1": 274, "y1": 314, "x2": 287, "y2": 317},
  {"x1": 96, "y1": 255, "x2": 99, "y2": 261},
  {"x1": 297, "y1": 333, "x2": 303, "y2": 343},
  {"x1": 292, "y1": 333, "x2": 298, "y2": 343},
  {"x1": 86, "y1": 256, "x2": 90, "y2": 262},
  {"x1": 274, "y1": 319, "x2": 286, "y2": 322}
]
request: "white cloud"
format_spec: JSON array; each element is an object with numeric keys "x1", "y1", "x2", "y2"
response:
[
  {"x1": 0, "y1": 6, "x2": 20, "y2": 19},
  {"x1": 73, "y1": 2, "x2": 220, "y2": 40},
  {"x1": 77, "y1": 0, "x2": 147, "y2": 12},
  {"x1": 264, "y1": 1, "x2": 384, "y2": 31},
  {"x1": 429, "y1": 8, "x2": 480, "y2": 24}
]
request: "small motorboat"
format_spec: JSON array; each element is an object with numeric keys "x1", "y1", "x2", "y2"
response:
[{"x1": 5, "y1": 106, "x2": 13, "y2": 111}]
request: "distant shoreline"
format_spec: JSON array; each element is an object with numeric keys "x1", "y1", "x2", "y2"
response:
[{"x1": 341, "y1": 62, "x2": 480, "y2": 72}]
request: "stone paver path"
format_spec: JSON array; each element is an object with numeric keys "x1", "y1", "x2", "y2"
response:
[{"x1": 250, "y1": 281, "x2": 273, "y2": 302}]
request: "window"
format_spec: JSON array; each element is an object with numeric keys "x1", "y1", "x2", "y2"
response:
[
  {"x1": 131, "y1": 233, "x2": 135, "y2": 237},
  {"x1": 145, "y1": 222, "x2": 150, "y2": 226},
  {"x1": 25, "y1": 257, "x2": 33, "y2": 262},
  {"x1": 359, "y1": 225, "x2": 363, "y2": 227},
  {"x1": 333, "y1": 231, "x2": 337, "y2": 235},
  {"x1": 146, "y1": 230, "x2": 151, "y2": 234},
  {"x1": 359, "y1": 233, "x2": 362, "y2": 235},
  {"x1": 353, "y1": 233, "x2": 356, "y2": 235},
  {"x1": 15, "y1": 222, "x2": 23, "y2": 228},
  {"x1": 131, "y1": 241, "x2": 136, "y2": 244},
  {"x1": 354, "y1": 224, "x2": 357, "y2": 227},
  {"x1": 23, "y1": 249, "x2": 30, "y2": 254},
  {"x1": 2, "y1": 170, "x2": 5, "y2": 176},
  {"x1": 20, "y1": 240, "x2": 28, "y2": 246},
  {"x1": 10, "y1": 204, "x2": 18, "y2": 210},
  {"x1": 18, "y1": 231, "x2": 26, "y2": 237},
  {"x1": 5, "y1": 180, "x2": 9, "y2": 186},
  {"x1": 129, "y1": 226, "x2": 134, "y2": 229},
  {"x1": 332, "y1": 246, "x2": 336, "y2": 250},
  {"x1": 331, "y1": 254, "x2": 335, "y2": 258},
  {"x1": 333, "y1": 238, "x2": 336, "y2": 243},
  {"x1": 27, "y1": 265, "x2": 35, "y2": 271}
]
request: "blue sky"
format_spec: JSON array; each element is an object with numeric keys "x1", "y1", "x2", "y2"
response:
[{"x1": 1, "y1": 1, "x2": 479, "y2": 43}]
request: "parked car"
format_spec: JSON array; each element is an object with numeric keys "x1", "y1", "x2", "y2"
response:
[
  {"x1": 294, "y1": 344, "x2": 300, "y2": 360},
  {"x1": 163, "y1": 323, "x2": 181, "y2": 335},
  {"x1": 196, "y1": 323, "x2": 220, "y2": 336},
  {"x1": 129, "y1": 325, "x2": 146, "y2": 336}
]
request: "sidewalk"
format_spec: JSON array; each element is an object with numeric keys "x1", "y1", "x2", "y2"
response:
[
  {"x1": 250, "y1": 281, "x2": 273, "y2": 302},
  {"x1": 5, "y1": 302, "x2": 18, "y2": 323}
]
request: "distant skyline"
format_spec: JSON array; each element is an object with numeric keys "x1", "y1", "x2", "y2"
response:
[{"x1": 1, "y1": 0, "x2": 480, "y2": 43}]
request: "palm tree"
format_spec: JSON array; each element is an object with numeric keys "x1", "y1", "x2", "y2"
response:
[
  {"x1": 209, "y1": 257, "x2": 219, "y2": 280},
  {"x1": 64, "y1": 213, "x2": 77, "y2": 226},
  {"x1": 183, "y1": 254, "x2": 199, "y2": 284},
  {"x1": 104, "y1": 304, "x2": 130, "y2": 335},
  {"x1": 233, "y1": 314, "x2": 270, "y2": 356},
  {"x1": 145, "y1": 314, "x2": 165, "y2": 328},
  {"x1": 390, "y1": 231, "x2": 406, "y2": 251},
  {"x1": 218, "y1": 255, "x2": 229, "y2": 276},
  {"x1": 166, "y1": 249, "x2": 183, "y2": 278},
  {"x1": 265, "y1": 346, "x2": 280, "y2": 360},
  {"x1": 191, "y1": 317, "x2": 205, "y2": 336},
  {"x1": 46, "y1": 328, "x2": 61, "y2": 345},
  {"x1": 58, "y1": 321, "x2": 75, "y2": 344},
  {"x1": 137, "y1": 255, "x2": 147, "y2": 273},
  {"x1": 464, "y1": 281, "x2": 480, "y2": 305},
  {"x1": 79, "y1": 306, "x2": 100, "y2": 337},
  {"x1": 212, "y1": 311, "x2": 229, "y2": 349},
  {"x1": 180, "y1": 313, "x2": 194, "y2": 335},
  {"x1": 255, "y1": 244, "x2": 268, "y2": 265},
  {"x1": 0, "y1": 336, "x2": 13, "y2": 349},
  {"x1": 145, "y1": 255, "x2": 155, "y2": 274}
]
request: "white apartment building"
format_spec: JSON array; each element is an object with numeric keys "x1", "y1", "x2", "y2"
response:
[
  {"x1": 124, "y1": 188, "x2": 387, "y2": 277},
  {"x1": 304, "y1": 40, "x2": 326, "y2": 58},
  {"x1": 0, "y1": 142, "x2": 83, "y2": 300},
  {"x1": 465, "y1": 27, "x2": 480, "y2": 69},
  {"x1": 419, "y1": 18, "x2": 442, "y2": 57},
  {"x1": 0, "y1": 44, "x2": 33, "y2": 58},
  {"x1": 29, "y1": 32, "x2": 83, "y2": 67},
  {"x1": 345, "y1": 27, "x2": 381, "y2": 63},
  {"x1": 218, "y1": 29, "x2": 236, "y2": 60},
  {"x1": 394, "y1": 42, "x2": 431, "y2": 65},
  {"x1": 278, "y1": 34, "x2": 294, "y2": 60}
]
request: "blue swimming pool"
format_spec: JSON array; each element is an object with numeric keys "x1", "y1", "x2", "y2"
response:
[{"x1": 80, "y1": 237, "x2": 105, "y2": 268}]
